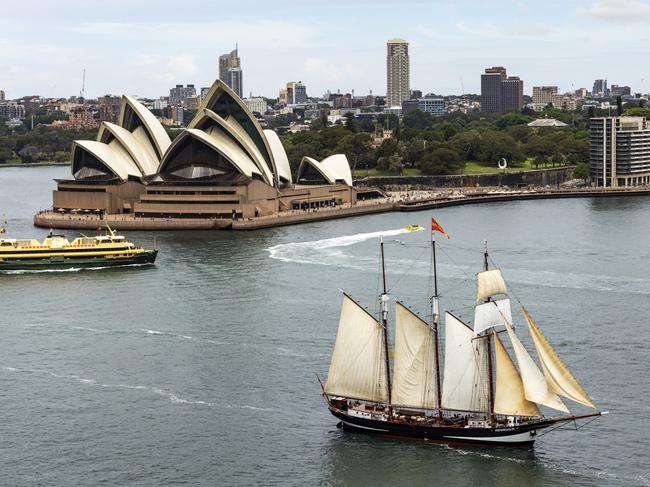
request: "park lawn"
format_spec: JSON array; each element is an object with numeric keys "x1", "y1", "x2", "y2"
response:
[{"x1": 352, "y1": 159, "x2": 568, "y2": 177}]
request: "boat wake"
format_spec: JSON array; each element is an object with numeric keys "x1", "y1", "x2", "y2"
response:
[
  {"x1": 1, "y1": 366, "x2": 275, "y2": 413},
  {"x1": 0, "y1": 263, "x2": 153, "y2": 275},
  {"x1": 266, "y1": 228, "x2": 413, "y2": 267}
]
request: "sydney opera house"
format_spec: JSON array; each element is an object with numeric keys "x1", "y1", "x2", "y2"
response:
[{"x1": 39, "y1": 79, "x2": 378, "y2": 229}]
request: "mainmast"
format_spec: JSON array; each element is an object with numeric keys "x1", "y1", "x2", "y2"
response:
[
  {"x1": 380, "y1": 237, "x2": 392, "y2": 416},
  {"x1": 483, "y1": 240, "x2": 496, "y2": 423},
  {"x1": 431, "y1": 230, "x2": 443, "y2": 419}
]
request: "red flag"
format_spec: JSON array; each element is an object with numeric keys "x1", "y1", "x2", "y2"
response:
[{"x1": 431, "y1": 217, "x2": 450, "y2": 238}]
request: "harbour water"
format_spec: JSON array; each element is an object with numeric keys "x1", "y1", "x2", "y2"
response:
[{"x1": 1, "y1": 166, "x2": 649, "y2": 486}]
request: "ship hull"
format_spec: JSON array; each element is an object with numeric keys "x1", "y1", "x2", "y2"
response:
[
  {"x1": 330, "y1": 409, "x2": 553, "y2": 447},
  {"x1": 0, "y1": 250, "x2": 158, "y2": 271}
]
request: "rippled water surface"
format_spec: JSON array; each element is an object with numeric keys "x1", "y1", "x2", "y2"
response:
[{"x1": 0, "y1": 167, "x2": 649, "y2": 486}]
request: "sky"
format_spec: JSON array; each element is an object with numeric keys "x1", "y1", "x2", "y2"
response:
[{"x1": 1, "y1": 0, "x2": 650, "y2": 100}]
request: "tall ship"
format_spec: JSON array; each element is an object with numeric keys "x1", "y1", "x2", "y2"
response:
[
  {"x1": 0, "y1": 227, "x2": 157, "y2": 271},
  {"x1": 321, "y1": 219, "x2": 604, "y2": 446}
]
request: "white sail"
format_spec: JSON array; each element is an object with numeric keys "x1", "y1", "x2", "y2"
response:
[
  {"x1": 476, "y1": 269, "x2": 508, "y2": 303},
  {"x1": 391, "y1": 302, "x2": 437, "y2": 409},
  {"x1": 493, "y1": 332, "x2": 541, "y2": 417},
  {"x1": 474, "y1": 298, "x2": 513, "y2": 336},
  {"x1": 522, "y1": 307, "x2": 597, "y2": 409},
  {"x1": 325, "y1": 294, "x2": 388, "y2": 402},
  {"x1": 504, "y1": 322, "x2": 569, "y2": 413},
  {"x1": 441, "y1": 312, "x2": 490, "y2": 413}
]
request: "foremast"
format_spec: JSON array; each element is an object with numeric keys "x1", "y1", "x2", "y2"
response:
[
  {"x1": 430, "y1": 227, "x2": 443, "y2": 420},
  {"x1": 380, "y1": 237, "x2": 393, "y2": 418},
  {"x1": 483, "y1": 241, "x2": 496, "y2": 424}
]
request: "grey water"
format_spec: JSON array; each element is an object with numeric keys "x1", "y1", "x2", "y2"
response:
[{"x1": 0, "y1": 166, "x2": 648, "y2": 486}]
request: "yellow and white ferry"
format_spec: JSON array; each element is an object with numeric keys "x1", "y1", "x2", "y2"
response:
[{"x1": 0, "y1": 228, "x2": 157, "y2": 271}]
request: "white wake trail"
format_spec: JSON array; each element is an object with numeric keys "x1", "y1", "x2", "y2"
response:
[{"x1": 266, "y1": 228, "x2": 413, "y2": 266}]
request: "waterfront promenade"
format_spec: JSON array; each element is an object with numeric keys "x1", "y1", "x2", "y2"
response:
[{"x1": 33, "y1": 185, "x2": 650, "y2": 231}]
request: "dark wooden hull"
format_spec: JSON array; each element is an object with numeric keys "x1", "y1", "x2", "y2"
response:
[
  {"x1": 329, "y1": 408, "x2": 557, "y2": 447},
  {"x1": 0, "y1": 250, "x2": 158, "y2": 271}
]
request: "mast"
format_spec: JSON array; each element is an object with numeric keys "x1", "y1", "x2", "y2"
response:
[
  {"x1": 380, "y1": 237, "x2": 392, "y2": 416},
  {"x1": 483, "y1": 240, "x2": 496, "y2": 423},
  {"x1": 431, "y1": 230, "x2": 443, "y2": 419}
]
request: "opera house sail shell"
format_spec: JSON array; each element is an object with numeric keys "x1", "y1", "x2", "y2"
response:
[{"x1": 46, "y1": 79, "x2": 366, "y2": 229}]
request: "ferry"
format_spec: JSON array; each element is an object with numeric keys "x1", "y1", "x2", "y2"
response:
[{"x1": 0, "y1": 228, "x2": 157, "y2": 271}]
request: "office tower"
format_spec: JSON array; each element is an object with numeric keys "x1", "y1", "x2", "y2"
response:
[
  {"x1": 219, "y1": 47, "x2": 243, "y2": 98},
  {"x1": 386, "y1": 39, "x2": 410, "y2": 108},
  {"x1": 169, "y1": 84, "x2": 196, "y2": 104},
  {"x1": 592, "y1": 79, "x2": 608, "y2": 97},
  {"x1": 481, "y1": 66, "x2": 523, "y2": 113}
]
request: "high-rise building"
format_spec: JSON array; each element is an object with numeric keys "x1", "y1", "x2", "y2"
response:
[
  {"x1": 98, "y1": 95, "x2": 121, "y2": 123},
  {"x1": 480, "y1": 67, "x2": 523, "y2": 113},
  {"x1": 170, "y1": 106, "x2": 184, "y2": 126},
  {"x1": 0, "y1": 101, "x2": 25, "y2": 119},
  {"x1": 386, "y1": 39, "x2": 410, "y2": 108},
  {"x1": 219, "y1": 47, "x2": 243, "y2": 98},
  {"x1": 592, "y1": 79, "x2": 608, "y2": 97},
  {"x1": 611, "y1": 85, "x2": 631, "y2": 97},
  {"x1": 0, "y1": 90, "x2": 5, "y2": 101},
  {"x1": 170, "y1": 84, "x2": 196, "y2": 104},
  {"x1": 590, "y1": 117, "x2": 650, "y2": 187},
  {"x1": 285, "y1": 81, "x2": 307, "y2": 105}
]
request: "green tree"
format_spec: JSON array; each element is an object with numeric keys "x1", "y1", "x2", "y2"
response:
[
  {"x1": 419, "y1": 148, "x2": 463, "y2": 175},
  {"x1": 573, "y1": 162, "x2": 590, "y2": 181}
]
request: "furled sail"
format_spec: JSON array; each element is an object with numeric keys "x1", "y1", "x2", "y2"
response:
[
  {"x1": 391, "y1": 302, "x2": 437, "y2": 409},
  {"x1": 522, "y1": 307, "x2": 597, "y2": 409},
  {"x1": 474, "y1": 298, "x2": 513, "y2": 336},
  {"x1": 493, "y1": 332, "x2": 541, "y2": 417},
  {"x1": 325, "y1": 294, "x2": 388, "y2": 402},
  {"x1": 476, "y1": 269, "x2": 508, "y2": 303},
  {"x1": 441, "y1": 312, "x2": 490, "y2": 413},
  {"x1": 504, "y1": 322, "x2": 569, "y2": 413}
]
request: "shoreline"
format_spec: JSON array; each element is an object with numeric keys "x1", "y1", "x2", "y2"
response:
[
  {"x1": 33, "y1": 186, "x2": 650, "y2": 231},
  {"x1": 0, "y1": 162, "x2": 70, "y2": 168}
]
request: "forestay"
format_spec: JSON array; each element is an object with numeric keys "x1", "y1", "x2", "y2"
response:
[
  {"x1": 325, "y1": 294, "x2": 388, "y2": 402},
  {"x1": 441, "y1": 312, "x2": 490, "y2": 413},
  {"x1": 522, "y1": 307, "x2": 597, "y2": 409},
  {"x1": 474, "y1": 298, "x2": 513, "y2": 336},
  {"x1": 504, "y1": 322, "x2": 569, "y2": 413},
  {"x1": 476, "y1": 269, "x2": 508, "y2": 303},
  {"x1": 391, "y1": 302, "x2": 438, "y2": 409},
  {"x1": 493, "y1": 332, "x2": 541, "y2": 417}
]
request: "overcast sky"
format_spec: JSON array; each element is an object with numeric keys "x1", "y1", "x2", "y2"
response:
[{"x1": 1, "y1": 0, "x2": 649, "y2": 99}]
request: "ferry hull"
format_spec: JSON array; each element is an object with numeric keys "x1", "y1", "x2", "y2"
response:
[
  {"x1": 0, "y1": 250, "x2": 158, "y2": 271},
  {"x1": 329, "y1": 409, "x2": 551, "y2": 447}
]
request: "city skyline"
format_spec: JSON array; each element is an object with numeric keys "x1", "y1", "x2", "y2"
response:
[{"x1": 2, "y1": 0, "x2": 650, "y2": 99}]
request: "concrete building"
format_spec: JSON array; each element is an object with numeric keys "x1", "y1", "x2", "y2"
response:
[
  {"x1": 170, "y1": 106, "x2": 184, "y2": 126},
  {"x1": 590, "y1": 117, "x2": 650, "y2": 187},
  {"x1": 0, "y1": 90, "x2": 4, "y2": 101},
  {"x1": 68, "y1": 106, "x2": 96, "y2": 128},
  {"x1": 219, "y1": 47, "x2": 243, "y2": 98},
  {"x1": 418, "y1": 96, "x2": 445, "y2": 117},
  {"x1": 98, "y1": 95, "x2": 121, "y2": 123},
  {"x1": 481, "y1": 67, "x2": 523, "y2": 113},
  {"x1": 153, "y1": 98, "x2": 168, "y2": 111},
  {"x1": 592, "y1": 79, "x2": 608, "y2": 97},
  {"x1": 611, "y1": 85, "x2": 631, "y2": 97},
  {"x1": 170, "y1": 85, "x2": 196, "y2": 104},
  {"x1": 386, "y1": 39, "x2": 410, "y2": 109},
  {"x1": 0, "y1": 101, "x2": 25, "y2": 119},
  {"x1": 43, "y1": 79, "x2": 364, "y2": 228},
  {"x1": 244, "y1": 97, "x2": 268, "y2": 114},
  {"x1": 286, "y1": 81, "x2": 307, "y2": 105},
  {"x1": 532, "y1": 86, "x2": 558, "y2": 111}
]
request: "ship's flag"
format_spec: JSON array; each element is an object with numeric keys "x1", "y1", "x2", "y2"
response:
[{"x1": 431, "y1": 217, "x2": 450, "y2": 238}]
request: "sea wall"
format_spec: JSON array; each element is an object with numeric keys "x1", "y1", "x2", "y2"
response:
[{"x1": 355, "y1": 166, "x2": 575, "y2": 189}]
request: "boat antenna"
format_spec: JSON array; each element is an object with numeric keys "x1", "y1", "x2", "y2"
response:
[
  {"x1": 380, "y1": 236, "x2": 392, "y2": 417},
  {"x1": 482, "y1": 239, "x2": 496, "y2": 424},
  {"x1": 430, "y1": 223, "x2": 443, "y2": 420}
]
